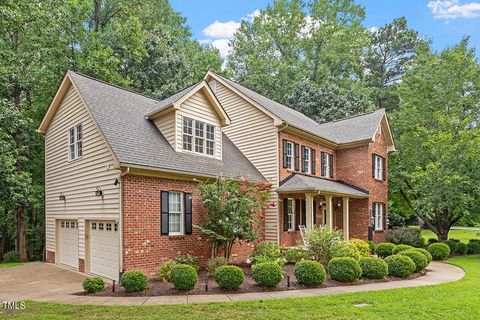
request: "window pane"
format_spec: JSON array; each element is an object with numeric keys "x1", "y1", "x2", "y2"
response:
[
  {"x1": 69, "y1": 128, "x2": 75, "y2": 144},
  {"x1": 77, "y1": 141, "x2": 83, "y2": 158},
  {"x1": 169, "y1": 192, "x2": 181, "y2": 213},
  {"x1": 76, "y1": 124, "x2": 82, "y2": 140},
  {"x1": 195, "y1": 137, "x2": 204, "y2": 153},
  {"x1": 169, "y1": 212, "x2": 181, "y2": 233},
  {"x1": 195, "y1": 121, "x2": 204, "y2": 137},
  {"x1": 183, "y1": 118, "x2": 192, "y2": 135},
  {"x1": 286, "y1": 142, "x2": 293, "y2": 169},
  {"x1": 206, "y1": 124, "x2": 215, "y2": 141},
  {"x1": 206, "y1": 140, "x2": 214, "y2": 155},
  {"x1": 169, "y1": 192, "x2": 182, "y2": 233},
  {"x1": 70, "y1": 144, "x2": 75, "y2": 160},
  {"x1": 183, "y1": 135, "x2": 192, "y2": 151}
]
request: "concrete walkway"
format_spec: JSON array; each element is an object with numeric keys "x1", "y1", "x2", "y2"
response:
[{"x1": 1, "y1": 261, "x2": 464, "y2": 306}]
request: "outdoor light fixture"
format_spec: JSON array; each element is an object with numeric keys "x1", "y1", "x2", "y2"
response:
[
  {"x1": 113, "y1": 179, "x2": 119, "y2": 186},
  {"x1": 95, "y1": 186, "x2": 104, "y2": 198},
  {"x1": 369, "y1": 215, "x2": 375, "y2": 225},
  {"x1": 59, "y1": 193, "x2": 66, "y2": 201},
  {"x1": 336, "y1": 199, "x2": 342, "y2": 207}
]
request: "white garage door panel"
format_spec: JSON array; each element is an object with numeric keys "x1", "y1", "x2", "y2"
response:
[
  {"x1": 59, "y1": 220, "x2": 79, "y2": 269},
  {"x1": 89, "y1": 221, "x2": 119, "y2": 281}
]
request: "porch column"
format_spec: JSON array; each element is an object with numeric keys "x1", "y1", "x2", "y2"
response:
[
  {"x1": 342, "y1": 196, "x2": 350, "y2": 241},
  {"x1": 305, "y1": 193, "x2": 314, "y2": 229},
  {"x1": 325, "y1": 195, "x2": 333, "y2": 230}
]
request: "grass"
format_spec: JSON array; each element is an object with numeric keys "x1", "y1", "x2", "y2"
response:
[
  {"x1": 2, "y1": 255, "x2": 479, "y2": 320},
  {"x1": 0, "y1": 262, "x2": 23, "y2": 268},
  {"x1": 421, "y1": 228, "x2": 480, "y2": 243}
]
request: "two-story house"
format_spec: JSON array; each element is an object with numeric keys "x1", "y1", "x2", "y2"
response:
[{"x1": 38, "y1": 70, "x2": 395, "y2": 281}]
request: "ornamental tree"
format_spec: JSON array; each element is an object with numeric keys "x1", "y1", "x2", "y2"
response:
[{"x1": 194, "y1": 177, "x2": 271, "y2": 259}]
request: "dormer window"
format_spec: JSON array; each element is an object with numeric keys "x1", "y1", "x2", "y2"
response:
[
  {"x1": 68, "y1": 124, "x2": 83, "y2": 160},
  {"x1": 183, "y1": 116, "x2": 215, "y2": 156}
]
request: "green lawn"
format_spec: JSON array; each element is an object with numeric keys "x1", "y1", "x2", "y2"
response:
[
  {"x1": 421, "y1": 227, "x2": 480, "y2": 243},
  {"x1": 0, "y1": 262, "x2": 23, "y2": 268},
  {"x1": 3, "y1": 255, "x2": 479, "y2": 320}
]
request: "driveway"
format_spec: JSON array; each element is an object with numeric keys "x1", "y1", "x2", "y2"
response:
[{"x1": 0, "y1": 262, "x2": 86, "y2": 301}]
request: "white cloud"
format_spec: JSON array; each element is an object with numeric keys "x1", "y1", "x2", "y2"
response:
[
  {"x1": 203, "y1": 20, "x2": 241, "y2": 39},
  {"x1": 427, "y1": 0, "x2": 480, "y2": 19},
  {"x1": 211, "y1": 39, "x2": 232, "y2": 59}
]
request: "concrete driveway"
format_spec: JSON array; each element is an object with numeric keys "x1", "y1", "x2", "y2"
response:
[{"x1": 0, "y1": 262, "x2": 86, "y2": 301}]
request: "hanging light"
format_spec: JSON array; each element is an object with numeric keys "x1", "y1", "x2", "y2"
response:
[
  {"x1": 59, "y1": 193, "x2": 66, "y2": 201},
  {"x1": 95, "y1": 186, "x2": 103, "y2": 198}
]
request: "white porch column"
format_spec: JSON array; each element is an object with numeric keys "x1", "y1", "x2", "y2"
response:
[
  {"x1": 342, "y1": 196, "x2": 350, "y2": 241},
  {"x1": 305, "y1": 193, "x2": 314, "y2": 229},
  {"x1": 325, "y1": 195, "x2": 333, "y2": 230}
]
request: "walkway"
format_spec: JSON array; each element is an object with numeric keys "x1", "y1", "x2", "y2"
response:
[{"x1": 2, "y1": 261, "x2": 464, "y2": 306}]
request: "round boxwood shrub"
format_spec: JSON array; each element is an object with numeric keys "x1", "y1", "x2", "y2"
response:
[
  {"x1": 411, "y1": 248, "x2": 433, "y2": 264},
  {"x1": 82, "y1": 277, "x2": 105, "y2": 294},
  {"x1": 384, "y1": 255, "x2": 416, "y2": 278},
  {"x1": 170, "y1": 264, "x2": 198, "y2": 291},
  {"x1": 456, "y1": 242, "x2": 468, "y2": 255},
  {"x1": 121, "y1": 270, "x2": 148, "y2": 292},
  {"x1": 294, "y1": 260, "x2": 326, "y2": 286},
  {"x1": 442, "y1": 240, "x2": 459, "y2": 254},
  {"x1": 392, "y1": 244, "x2": 413, "y2": 255},
  {"x1": 375, "y1": 243, "x2": 396, "y2": 258},
  {"x1": 328, "y1": 257, "x2": 362, "y2": 282},
  {"x1": 349, "y1": 239, "x2": 371, "y2": 257},
  {"x1": 428, "y1": 243, "x2": 450, "y2": 260},
  {"x1": 358, "y1": 257, "x2": 388, "y2": 279},
  {"x1": 398, "y1": 250, "x2": 428, "y2": 272},
  {"x1": 215, "y1": 265, "x2": 244, "y2": 290},
  {"x1": 3, "y1": 251, "x2": 21, "y2": 263},
  {"x1": 467, "y1": 241, "x2": 480, "y2": 254},
  {"x1": 252, "y1": 262, "x2": 283, "y2": 287}
]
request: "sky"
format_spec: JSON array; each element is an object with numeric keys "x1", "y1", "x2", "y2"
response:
[{"x1": 170, "y1": 0, "x2": 480, "y2": 59}]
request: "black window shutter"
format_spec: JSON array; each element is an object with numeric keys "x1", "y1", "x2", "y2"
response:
[
  {"x1": 295, "y1": 199, "x2": 301, "y2": 230},
  {"x1": 184, "y1": 192, "x2": 192, "y2": 235},
  {"x1": 282, "y1": 140, "x2": 288, "y2": 168},
  {"x1": 313, "y1": 200, "x2": 317, "y2": 225},
  {"x1": 321, "y1": 152, "x2": 326, "y2": 176},
  {"x1": 161, "y1": 191, "x2": 169, "y2": 235},
  {"x1": 301, "y1": 200, "x2": 306, "y2": 226},
  {"x1": 372, "y1": 154, "x2": 376, "y2": 178},
  {"x1": 329, "y1": 154, "x2": 334, "y2": 178},
  {"x1": 382, "y1": 157, "x2": 386, "y2": 181},
  {"x1": 283, "y1": 198, "x2": 289, "y2": 231},
  {"x1": 311, "y1": 149, "x2": 316, "y2": 175},
  {"x1": 383, "y1": 203, "x2": 387, "y2": 230},
  {"x1": 301, "y1": 146, "x2": 306, "y2": 172},
  {"x1": 294, "y1": 143, "x2": 299, "y2": 171}
]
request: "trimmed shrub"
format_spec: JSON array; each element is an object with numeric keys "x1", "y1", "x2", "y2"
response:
[
  {"x1": 252, "y1": 241, "x2": 287, "y2": 266},
  {"x1": 367, "y1": 241, "x2": 377, "y2": 254},
  {"x1": 294, "y1": 260, "x2": 326, "y2": 286},
  {"x1": 427, "y1": 238, "x2": 438, "y2": 245},
  {"x1": 359, "y1": 257, "x2": 388, "y2": 279},
  {"x1": 442, "y1": 240, "x2": 459, "y2": 254},
  {"x1": 283, "y1": 248, "x2": 307, "y2": 263},
  {"x1": 252, "y1": 262, "x2": 283, "y2": 287},
  {"x1": 328, "y1": 257, "x2": 362, "y2": 282},
  {"x1": 469, "y1": 239, "x2": 480, "y2": 243},
  {"x1": 392, "y1": 244, "x2": 413, "y2": 255},
  {"x1": 398, "y1": 250, "x2": 428, "y2": 272},
  {"x1": 428, "y1": 243, "x2": 450, "y2": 260},
  {"x1": 457, "y1": 243, "x2": 468, "y2": 255},
  {"x1": 174, "y1": 255, "x2": 198, "y2": 270},
  {"x1": 157, "y1": 260, "x2": 177, "y2": 282},
  {"x1": 170, "y1": 264, "x2": 198, "y2": 291},
  {"x1": 334, "y1": 242, "x2": 361, "y2": 260},
  {"x1": 83, "y1": 277, "x2": 105, "y2": 294},
  {"x1": 121, "y1": 270, "x2": 148, "y2": 292},
  {"x1": 385, "y1": 227, "x2": 424, "y2": 247},
  {"x1": 375, "y1": 243, "x2": 396, "y2": 258},
  {"x1": 411, "y1": 248, "x2": 433, "y2": 264},
  {"x1": 207, "y1": 257, "x2": 229, "y2": 275},
  {"x1": 467, "y1": 241, "x2": 480, "y2": 254},
  {"x1": 215, "y1": 265, "x2": 244, "y2": 290},
  {"x1": 305, "y1": 227, "x2": 345, "y2": 266},
  {"x1": 384, "y1": 255, "x2": 416, "y2": 278},
  {"x1": 3, "y1": 251, "x2": 21, "y2": 263},
  {"x1": 349, "y1": 239, "x2": 371, "y2": 257}
]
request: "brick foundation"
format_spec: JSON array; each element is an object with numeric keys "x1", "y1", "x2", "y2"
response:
[
  {"x1": 46, "y1": 250, "x2": 55, "y2": 263},
  {"x1": 79, "y1": 258, "x2": 85, "y2": 273}
]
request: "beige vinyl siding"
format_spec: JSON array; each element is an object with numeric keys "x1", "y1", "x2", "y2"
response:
[
  {"x1": 153, "y1": 111, "x2": 176, "y2": 149},
  {"x1": 176, "y1": 90, "x2": 222, "y2": 160},
  {"x1": 45, "y1": 84, "x2": 121, "y2": 261},
  {"x1": 215, "y1": 82, "x2": 279, "y2": 241}
]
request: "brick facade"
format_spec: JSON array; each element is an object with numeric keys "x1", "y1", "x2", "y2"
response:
[
  {"x1": 79, "y1": 258, "x2": 85, "y2": 273},
  {"x1": 46, "y1": 250, "x2": 55, "y2": 263}
]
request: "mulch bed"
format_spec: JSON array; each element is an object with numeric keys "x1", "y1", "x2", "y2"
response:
[{"x1": 77, "y1": 264, "x2": 428, "y2": 297}]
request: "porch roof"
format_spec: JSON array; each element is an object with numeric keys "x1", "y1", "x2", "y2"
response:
[{"x1": 276, "y1": 174, "x2": 369, "y2": 198}]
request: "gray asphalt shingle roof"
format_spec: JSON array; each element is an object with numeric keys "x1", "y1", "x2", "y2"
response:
[
  {"x1": 276, "y1": 174, "x2": 369, "y2": 197},
  {"x1": 214, "y1": 73, "x2": 385, "y2": 144},
  {"x1": 145, "y1": 82, "x2": 200, "y2": 116},
  {"x1": 69, "y1": 71, "x2": 264, "y2": 181}
]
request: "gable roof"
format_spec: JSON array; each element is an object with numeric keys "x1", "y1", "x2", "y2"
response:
[
  {"x1": 38, "y1": 71, "x2": 264, "y2": 181},
  {"x1": 206, "y1": 72, "x2": 395, "y2": 150}
]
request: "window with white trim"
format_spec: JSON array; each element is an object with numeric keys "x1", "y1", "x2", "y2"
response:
[
  {"x1": 182, "y1": 118, "x2": 193, "y2": 151},
  {"x1": 373, "y1": 154, "x2": 384, "y2": 180},
  {"x1": 68, "y1": 124, "x2": 83, "y2": 160},
  {"x1": 183, "y1": 117, "x2": 216, "y2": 157},
  {"x1": 303, "y1": 147, "x2": 311, "y2": 173},
  {"x1": 321, "y1": 152, "x2": 331, "y2": 178},
  {"x1": 287, "y1": 198, "x2": 295, "y2": 230},
  {"x1": 168, "y1": 192, "x2": 183, "y2": 235},
  {"x1": 374, "y1": 203, "x2": 383, "y2": 230},
  {"x1": 286, "y1": 141, "x2": 294, "y2": 170},
  {"x1": 206, "y1": 124, "x2": 215, "y2": 156}
]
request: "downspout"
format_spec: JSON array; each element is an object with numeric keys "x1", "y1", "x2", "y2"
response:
[{"x1": 118, "y1": 167, "x2": 130, "y2": 279}]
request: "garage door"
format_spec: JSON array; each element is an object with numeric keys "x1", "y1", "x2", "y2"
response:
[
  {"x1": 58, "y1": 220, "x2": 79, "y2": 269},
  {"x1": 89, "y1": 221, "x2": 119, "y2": 281}
]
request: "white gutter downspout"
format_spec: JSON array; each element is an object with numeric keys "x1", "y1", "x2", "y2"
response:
[{"x1": 118, "y1": 167, "x2": 130, "y2": 278}]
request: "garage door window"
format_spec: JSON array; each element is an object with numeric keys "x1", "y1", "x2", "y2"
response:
[
  {"x1": 99, "y1": 223, "x2": 104, "y2": 230},
  {"x1": 92, "y1": 222, "x2": 96, "y2": 230}
]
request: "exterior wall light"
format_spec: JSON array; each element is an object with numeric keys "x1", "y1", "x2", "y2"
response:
[
  {"x1": 95, "y1": 186, "x2": 104, "y2": 198},
  {"x1": 59, "y1": 193, "x2": 66, "y2": 202},
  {"x1": 114, "y1": 179, "x2": 120, "y2": 186}
]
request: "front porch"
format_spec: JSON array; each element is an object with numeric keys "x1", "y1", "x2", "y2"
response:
[{"x1": 276, "y1": 174, "x2": 370, "y2": 247}]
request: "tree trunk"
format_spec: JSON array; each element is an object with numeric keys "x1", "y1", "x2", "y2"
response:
[
  {"x1": 0, "y1": 220, "x2": 7, "y2": 261},
  {"x1": 16, "y1": 207, "x2": 28, "y2": 261},
  {"x1": 93, "y1": 0, "x2": 100, "y2": 32}
]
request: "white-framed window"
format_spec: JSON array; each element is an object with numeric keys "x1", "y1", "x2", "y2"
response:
[
  {"x1": 321, "y1": 152, "x2": 331, "y2": 178},
  {"x1": 206, "y1": 124, "x2": 215, "y2": 156},
  {"x1": 92, "y1": 222, "x2": 96, "y2": 230},
  {"x1": 61, "y1": 221, "x2": 65, "y2": 228},
  {"x1": 182, "y1": 118, "x2": 193, "y2": 151},
  {"x1": 286, "y1": 141, "x2": 294, "y2": 170},
  {"x1": 68, "y1": 124, "x2": 83, "y2": 160},
  {"x1": 374, "y1": 203, "x2": 383, "y2": 230},
  {"x1": 287, "y1": 198, "x2": 295, "y2": 231},
  {"x1": 373, "y1": 154, "x2": 384, "y2": 180},
  {"x1": 168, "y1": 191, "x2": 183, "y2": 235},
  {"x1": 303, "y1": 147, "x2": 311, "y2": 173},
  {"x1": 106, "y1": 223, "x2": 112, "y2": 231},
  {"x1": 183, "y1": 117, "x2": 216, "y2": 157},
  {"x1": 99, "y1": 223, "x2": 104, "y2": 231}
]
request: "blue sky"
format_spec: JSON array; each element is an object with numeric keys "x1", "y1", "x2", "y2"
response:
[{"x1": 170, "y1": 0, "x2": 480, "y2": 58}]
